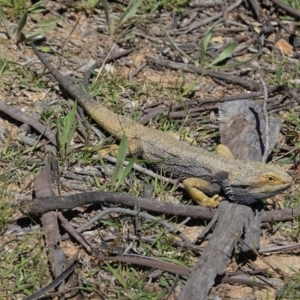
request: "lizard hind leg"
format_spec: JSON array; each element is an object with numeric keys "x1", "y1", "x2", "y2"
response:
[
  {"x1": 100, "y1": 137, "x2": 143, "y2": 157},
  {"x1": 183, "y1": 178, "x2": 222, "y2": 208},
  {"x1": 216, "y1": 144, "x2": 235, "y2": 159},
  {"x1": 100, "y1": 144, "x2": 120, "y2": 157}
]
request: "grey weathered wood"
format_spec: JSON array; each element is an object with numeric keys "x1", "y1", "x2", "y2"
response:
[
  {"x1": 219, "y1": 100, "x2": 281, "y2": 161},
  {"x1": 178, "y1": 201, "x2": 253, "y2": 300},
  {"x1": 242, "y1": 208, "x2": 263, "y2": 253}
]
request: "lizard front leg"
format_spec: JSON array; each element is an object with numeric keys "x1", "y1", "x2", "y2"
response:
[
  {"x1": 183, "y1": 178, "x2": 222, "y2": 208},
  {"x1": 182, "y1": 145, "x2": 234, "y2": 207},
  {"x1": 216, "y1": 144, "x2": 235, "y2": 159}
]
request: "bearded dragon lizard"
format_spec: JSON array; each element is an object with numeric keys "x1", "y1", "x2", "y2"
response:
[{"x1": 32, "y1": 44, "x2": 292, "y2": 207}]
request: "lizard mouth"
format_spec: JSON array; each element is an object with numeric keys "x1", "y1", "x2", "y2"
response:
[
  {"x1": 247, "y1": 182, "x2": 292, "y2": 200},
  {"x1": 223, "y1": 181, "x2": 292, "y2": 204}
]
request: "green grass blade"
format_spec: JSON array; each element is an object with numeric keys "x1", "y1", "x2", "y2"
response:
[
  {"x1": 15, "y1": 10, "x2": 27, "y2": 42},
  {"x1": 27, "y1": 0, "x2": 47, "y2": 13},
  {"x1": 199, "y1": 18, "x2": 224, "y2": 66},
  {"x1": 64, "y1": 101, "x2": 77, "y2": 148},
  {"x1": 116, "y1": 0, "x2": 141, "y2": 31},
  {"x1": 56, "y1": 101, "x2": 77, "y2": 160},
  {"x1": 105, "y1": 263, "x2": 127, "y2": 288},
  {"x1": 56, "y1": 118, "x2": 64, "y2": 157},
  {"x1": 164, "y1": 30, "x2": 194, "y2": 64},
  {"x1": 0, "y1": 0, "x2": 13, "y2": 7},
  {"x1": 0, "y1": 6, "x2": 12, "y2": 38},
  {"x1": 209, "y1": 42, "x2": 237, "y2": 67},
  {"x1": 214, "y1": 49, "x2": 262, "y2": 70},
  {"x1": 0, "y1": 59, "x2": 8, "y2": 75},
  {"x1": 26, "y1": 17, "x2": 63, "y2": 40},
  {"x1": 102, "y1": 0, "x2": 112, "y2": 35},
  {"x1": 200, "y1": 30, "x2": 212, "y2": 64},
  {"x1": 111, "y1": 135, "x2": 128, "y2": 189},
  {"x1": 115, "y1": 156, "x2": 136, "y2": 190}
]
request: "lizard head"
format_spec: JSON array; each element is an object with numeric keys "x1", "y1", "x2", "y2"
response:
[{"x1": 229, "y1": 162, "x2": 292, "y2": 200}]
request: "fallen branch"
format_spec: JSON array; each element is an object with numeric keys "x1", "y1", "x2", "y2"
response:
[
  {"x1": 0, "y1": 100, "x2": 56, "y2": 145},
  {"x1": 178, "y1": 202, "x2": 254, "y2": 300},
  {"x1": 147, "y1": 56, "x2": 262, "y2": 90},
  {"x1": 269, "y1": 0, "x2": 300, "y2": 19},
  {"x1": 20, "y1": 190, "x2": 298, "y2": 223}
]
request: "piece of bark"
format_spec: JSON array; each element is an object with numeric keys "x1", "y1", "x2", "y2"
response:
[
  {"x1": 21, "y1": 190, "x2": 299, "y2": 223},
  {"x1": 35, "y1": 162, "x2": 69, "y2": 300},
  {"x1": 35, "y1": 164, "x2": 61, "y2": 275},
  {"x1": 0, "y1": 100, "x2": 56, "y2": 145},
  {"x1": 178, "y1": 201, "x2": 253, "y2": 300},
  {"x1": 219, "y1": 100, "x2": 281, "y2": 161},
  {"x1": 242, "y1": 208, "x2": 262, "y2": 253}
]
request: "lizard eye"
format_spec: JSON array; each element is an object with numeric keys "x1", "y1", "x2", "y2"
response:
[{"x1": 267, "y1": 176, "x2": 275, "y2": 182}]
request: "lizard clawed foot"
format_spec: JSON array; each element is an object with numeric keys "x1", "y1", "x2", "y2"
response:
[
  {"x1": 183, "y1": 178, "x2": 223, "y2": 208},
  {"x1": 201, "y1": 195, "x2": 223, "y2": 208}
]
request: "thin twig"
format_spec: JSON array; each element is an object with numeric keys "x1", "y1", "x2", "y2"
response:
[
  {"x1": 21, "y1": 190, "x2": 299, "y2": 223},
  {"x1": 57, "y1": 212, "x2": 92, "y2": 253},
  {"x1": 269, "y1": 0, "x2": 300, "y2": 19},
  {"x1": 0, "y1": 100, "x2": 56, "y2": 145},
  {"x1": 95, "y1": 154, "x2": 183, "y2": 188},
  {"x1": 187, "y1": 0, "x2": 243, "y2": 33},
  {"x1": 76, "y1": 207, "x2": 192, "y2": 243},
  {"x1": 258, "y1": 75, "x2": 270, "y2": 163},
  {"x1": 24, "y1": 259, "x2": 77, "y2": 300}
]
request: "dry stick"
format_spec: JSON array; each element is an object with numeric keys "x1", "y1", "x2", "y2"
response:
[
  {"x1": 222, "y1": 275, "x2": 270, "y2": 288},
  {"x1": 75, "y1": 207, "x2": 192, "y2": 244},
  {"x1": 0, "y1": 100, "x2": 56, "y2": 145},
  {"x1": 100, "y1": 254, "x2": 270, "y2": 288},
  {"x1": 99, "y1": 254, "x2": 191, "y2": 275},
  {"x1": 187, "y1": 0, "x2": 243, "y2": 33},
  {"x1": 99, "y1": 154, "x2": 183, "y2": 188},
  {"x1": 248, "y1": 0, "x2": 266, "y2": 19},
  {"x1": 222, "y1": 0, "x2": 228, "y2": 19},
  {"x1": 171, "y1": 85, "x2": 293, "y2": 112},
  {"x1": 57, "y1": 212, "x2": 92, "y2": 253},
  {"x1": 259, "y1": 75, "x2": 270, "y2": 163},
  {"x1": 178, "y1": 202, "x2": 254, "y2": 300},
  {"x1": 259, "y1": 242, "x2": 300, "y2": 253},
  {"x1": 24, "y1": 257, "x2": 77, "y2": 300},
  {"x1": 167, "y1": 87, "x2": 281, "y2": 119},
  {"x1": 129, "y1": 62, "x2": 147, "y2": 80},
  {"x1": 20, "y1": 191, "x2": 214, "y2": 218},
  {"x1": 82, "y1": 48, "x2": 134, "y2": 87},
  {"x1": 20, "y1": 190, "x2": 300, "y2": 223},
  {"x1": 269, "y1": 0, "x2": 300, "y2": 19},
  {"x1": 189, "y1": 0, "x2": 224, "y2": 7},
  {"x1": 3, "y1": 189, "x2": 32, "y2": 201},
  {"x1": 102, "y1": 233, "x2": 204, "y2": 252},
  {"x1": 147, "y1": 57, "x2": 261, "y2": 90}
]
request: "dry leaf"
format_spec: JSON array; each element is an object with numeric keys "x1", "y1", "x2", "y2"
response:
[
  {"x1": 212, "y1": 36, "x2": 223, "y2": 43},
  {"x1": 275, "y1": 39, "x2": 293, "y2": 55}
]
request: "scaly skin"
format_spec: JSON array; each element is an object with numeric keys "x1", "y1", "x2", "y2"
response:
[{"x1": 32, "y1": 44, "x2": 292, "y2": 207}]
